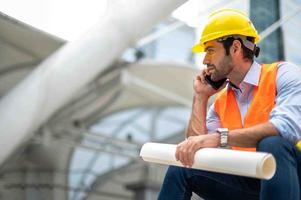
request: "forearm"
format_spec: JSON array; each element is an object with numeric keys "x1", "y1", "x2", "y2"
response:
[
  {"x1": 228, "y1": 122, "x2": 279, "y2": 147},
  {"x1": 186, "y1": 94, "x2": 209, "y2": 137}
]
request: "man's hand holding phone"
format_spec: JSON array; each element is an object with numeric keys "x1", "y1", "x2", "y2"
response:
[{"x1": 193, "y1": 69, "x2": 227, "y2": 98}]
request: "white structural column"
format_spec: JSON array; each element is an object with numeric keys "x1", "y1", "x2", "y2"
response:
[{"x1": 0, "y1": 0, "x2": 187, "y2": 166}]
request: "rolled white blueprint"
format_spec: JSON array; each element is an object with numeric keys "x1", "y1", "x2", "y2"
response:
[{"x1": 140, "y1": 143, "x2": 276, "y2": 180}]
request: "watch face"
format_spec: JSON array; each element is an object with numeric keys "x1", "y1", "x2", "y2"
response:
[{"x1": 217, "y1": 128, "x2": 229, "y2": 133}]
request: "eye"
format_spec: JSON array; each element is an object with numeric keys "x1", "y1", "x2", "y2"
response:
[{"x1": 206, "y1": 49, "x2": 215, "y2": 55}]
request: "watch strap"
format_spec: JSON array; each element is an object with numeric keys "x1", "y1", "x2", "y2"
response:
[{"x1": 217, "y1": 128, "x2": 229, "y2": 148}]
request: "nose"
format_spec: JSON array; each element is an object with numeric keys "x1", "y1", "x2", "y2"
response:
[{"x1": 203, "y1": 53, "x2": 210, "y2": 65}]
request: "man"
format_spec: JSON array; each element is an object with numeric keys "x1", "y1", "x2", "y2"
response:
[{"x1": 158, "y1": 8, "x2": 301, "y2": 200}]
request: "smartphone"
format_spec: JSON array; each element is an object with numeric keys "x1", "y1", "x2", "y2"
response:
[{"x1": 205, "y1": 75, "x2": 227, "y2": 90}]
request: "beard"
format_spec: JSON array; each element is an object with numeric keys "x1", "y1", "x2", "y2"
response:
[{"x1": 210, "y1": 55, "x2": 233, "y2": 81}]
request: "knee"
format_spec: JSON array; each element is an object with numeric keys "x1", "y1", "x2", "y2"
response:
[
  {"x1": 163, "y1": 166, "x2": 190, "y2": 185},
  {"x1": 257, "y1": 136, "x2": 294, "y2": 157},
  {"x1": 165, "y1": 165, "x2": 185, "y2": 178}
]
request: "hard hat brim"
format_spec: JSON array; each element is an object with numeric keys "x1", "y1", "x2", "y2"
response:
[{"x1": 192, "y1": 43, "x2": 204, "y2": 53}]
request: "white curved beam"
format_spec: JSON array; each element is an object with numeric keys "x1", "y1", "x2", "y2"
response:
[{"x1": 0, "y1": 0, "x2": 187, "y2": 166}]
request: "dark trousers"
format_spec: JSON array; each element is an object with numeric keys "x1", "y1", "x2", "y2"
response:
[{"x1": 158, "y1": 136, "x2": 301, "y2": 200}]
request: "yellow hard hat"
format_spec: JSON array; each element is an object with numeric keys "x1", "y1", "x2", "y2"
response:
[{"x1": 192, "y1": 9, "x2": 260, "y2": 53}]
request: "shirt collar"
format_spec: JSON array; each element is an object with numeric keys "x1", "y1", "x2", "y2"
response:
[
  {"x1": 227, "y1": 61, "x2": 261, "y2": 91},
  {"x1": 242, "y1": 61, "x2": 261, "y2": 86}
]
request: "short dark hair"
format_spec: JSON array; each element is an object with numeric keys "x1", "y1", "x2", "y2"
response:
[{"x1": 218, "y1": 36, "x2": 255, "y2": 61}]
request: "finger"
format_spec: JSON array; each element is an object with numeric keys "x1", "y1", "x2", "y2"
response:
[
  {"x1": 184, "y1": 143, "x2": 193, "y2": 167},
  {"x1": 204, "y1": 68, "x2": 211, "y2": 75},
  {"x1": 195, "y1": 74, "x2": 202, "y2": 81},
  {"x1": 175, "y1": 143, "x2": 182, "y2": 161},
  {"x1": 176, "y1": 140, "x2": 186, "y2": 161},
  {"x1": 187, "y1": 145, "x2": 195, "y2": 167},
  {"x1": 189, "y1": 148, "x2": 195, "y2": 167},
  {"x1": 179, "y1": 148, "x2": 185, "y2": 166},
  {"x1": 177, "y1": 144, "x2": 185, "y2": 166},
  {"x1": 197, "y1": 73, "x2": 206, "y2": 84},
  {"x1": 180, "y1": 146, "x2": 190, "y2": 167},
  {"x1": 185, "y1": 151, "x2": 192, "y2": 167},
  {"x1": 183, "y1": 148, "x2": 189, "y2": 167},
  {"x1": 199, "y1": 75, "x2": 206, "y2": 84},
  {"x1": 188, "y1": 138, "x2": 200, "y2": 167},
  {"x1": 202, "y1": 70, "x2": 211, "y2": 84}
]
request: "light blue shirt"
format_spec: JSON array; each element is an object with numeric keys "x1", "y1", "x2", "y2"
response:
[{"x1": 207, "y1": 61, "x2": 301, "y2": 144}]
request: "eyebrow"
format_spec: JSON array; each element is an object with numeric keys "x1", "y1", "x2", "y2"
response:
[{"x1": 205, "y1": 46, "x2": 214, "y2": 52}]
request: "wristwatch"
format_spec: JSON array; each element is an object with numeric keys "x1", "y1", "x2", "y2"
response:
[{"x1": 216, "y1": 128, "x2": 229, "y2": 148}]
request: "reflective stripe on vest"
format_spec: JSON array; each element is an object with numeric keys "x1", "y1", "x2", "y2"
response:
[{"x1": 214, "y1": 62, "x2": 279, "y2": 151}]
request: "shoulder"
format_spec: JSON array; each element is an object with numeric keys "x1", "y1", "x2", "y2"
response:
[
  {"x1": 275, "y1": 61, "x2": 301, "y2": 92},
  {"x1": 276, "y1": 61, "x2": 301, "y2": 74}
]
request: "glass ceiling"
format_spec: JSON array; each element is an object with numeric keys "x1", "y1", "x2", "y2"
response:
[
  {"x1": 2, "y1": 0, "x2": 301, "y2": 66},
  {"x1": 69, "y1": 106, "x2": 190, "y2": 200},
  {"x1": 0, "y1": 0, "x2": 247, "y2": 41},
  {"x1": 0, "y1": 0, "x2": 108, "y2": 40}
]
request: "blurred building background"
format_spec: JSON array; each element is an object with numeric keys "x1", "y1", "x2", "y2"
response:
[{"x1": 0, "y1": 0, "x2": 300, "y2": 199}]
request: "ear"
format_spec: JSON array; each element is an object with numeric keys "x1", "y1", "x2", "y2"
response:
[{"x1": 231, "y1": 40, "x2": 242, "y2": 55}]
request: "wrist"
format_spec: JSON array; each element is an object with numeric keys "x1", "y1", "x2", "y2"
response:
[
  {"x1": 194, "y1": 93, "x2": 209, "y2": 102},
  {"x1": 216, "y1": 128, "x2": 230, "y2": 148},
  {"x1": 212, "y1": 133, "x2": 221, "y2": 147}
]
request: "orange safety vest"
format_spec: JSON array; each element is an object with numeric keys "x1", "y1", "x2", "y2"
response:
[{"x1": 214, "y1": 62, "x2": 279, "y2": 151}]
